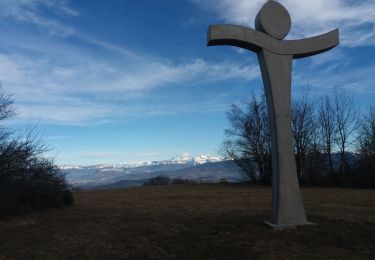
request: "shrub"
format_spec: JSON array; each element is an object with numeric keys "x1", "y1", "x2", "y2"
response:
[
  {"x1": 144, "y1": 176, "x2": 200, "y2": 186},
  {"x1": 0, "y1": 136, "x2": 74, "y2": 216},
  {"x1": 219, "y1": 178, "x2": 228, "y2": 183},
  {"x1": 171, "y1": 178, "x2": 197, "y2": 185},
  {"x1": 0, "y1": 93, "x2": 73, "y2": 216},
  {"x1": 143, "y1": 176, "x2": 171, "y2": 186}
]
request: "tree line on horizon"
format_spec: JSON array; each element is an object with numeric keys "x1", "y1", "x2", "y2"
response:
[{"x1": 221, "y1": 88, "x2": 375, "y2": 188}]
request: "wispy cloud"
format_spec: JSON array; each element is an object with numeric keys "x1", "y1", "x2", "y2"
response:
[
  {"x1": 293, "y1": 61, "x2": 375, "y2": 96},
  {"x1": 0, "y1": 36, "x2": 258, "y2": 125},
  {"x1": 2, "y1": 0, "x2": 371, "y2": 127},
  {"x1": 193, "y1": 0, "x2": 375, "y2": 47},
  {"x1": 76, "y1": 150, "x2": 166, "y2": 160},
  {"x1": 45, "y1": 135, "x2": 70, "y2": 140},
  {"x1": 0, "y1": 0, "x2": 78, "y2": 36},
  {"x1": 97, "y1": 59, "x2": 259, "y2": 93},
  {"x1": 55, "y1": 150, "x2": 169, "y2": 165},
  {"x1": 0, "y1": 0, "x2": 262, "y2": 125}
]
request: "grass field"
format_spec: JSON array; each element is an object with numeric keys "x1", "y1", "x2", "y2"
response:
[{"x1": 0, "y1": 184, "x2": 374, "y2": 259}]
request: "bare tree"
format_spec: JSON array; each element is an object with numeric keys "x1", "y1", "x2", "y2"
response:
[
  {"x1": 317, "y1": 95, "x2": 336, "y2": 181},
  {"x1": 0, "y1": 92, "x2": 73, "y2": 216},
  {"x1": 0, "y1": 93, "x2": 15, "y2": 144},
  {"x1": 333, "y1": 91, "x2": 359, "y2": 185},
  {"x1": 221, "y1": 95, "x2": 271, "y2": 184},
  {"x1": 305, "y1": 138, "x2": 326, "y2": 185},
  {"x1": 358, "y1": 106, "x2": 375, "y2": 158},
  {"x1": 0, "y1": 93, "x2": 15, "y2": 121},
  {"x1": 292, "y1": 89, "x2": 315, "y2": 183},
  {"x1": 220, "y1": 139, "x2": 258, "y2": 181},
  {"x1": 356, "y1": 106, "x2": 375, "y2": 187}
]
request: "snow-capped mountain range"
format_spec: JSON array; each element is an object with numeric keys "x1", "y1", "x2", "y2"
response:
[
  {"x1": 60, "y1": 153, "x2": 243, "y2": 189},
  {"x1": 60, "y1": 153, "x2": 222, "y2": 170}
]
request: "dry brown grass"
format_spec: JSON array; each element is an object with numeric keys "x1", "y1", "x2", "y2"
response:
[{"x1": 0, "y1": 184, "x2": 374, "y2": 259}]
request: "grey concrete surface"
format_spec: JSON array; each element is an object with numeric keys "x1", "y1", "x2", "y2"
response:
[
  {"x1": 207, "y1": 25, "x2": 339, "y2": 59},
  {"x1": 255, "y1": 0, "x2": 291, "y2": 40},
  {"x1": 207, "y1": 0, "x2": 339, "y2": 228}
]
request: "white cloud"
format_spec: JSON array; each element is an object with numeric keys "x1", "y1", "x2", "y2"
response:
[
  {"x1": 98, "y1": 59, "x2": 259, "y2": 93},
  {"x1": 293, "y1": 62, "x2": 375, "y2": 96},
  {"x1": 194, "y1": 0, "x2": 375, "y2": 46},
  {"x1": 0, "y1": 0, "x2": 78, "y2": 36},
  {"x1": 0, "y1": 0, "x2": 260, "y2": 125},
  {"x1": 0, "y1": 44, "x2": 258, "y2": 125},
  {"x1": 54, "y1": 150, "x2": 169, "y2": 165},
  {"x1": 45, "y1": 135, "x2": 70, "y2": 140},
  {"x1": 76, "y1": 150, "x2": 165, "y2": 160},
  {"x1": 15, "y1": 102, "x2": 113, "y2": 125}
]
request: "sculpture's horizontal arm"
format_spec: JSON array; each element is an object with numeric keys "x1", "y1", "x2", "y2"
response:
[
  {"x1": 207, "y1": 24, "x2": 266, "y2": 53},
  {"x1": 285, "y1": 29, "x2": 339, "y2": 59},
  {"x1": 207, "y1": 25, "x2": 339, "y2": 58}
]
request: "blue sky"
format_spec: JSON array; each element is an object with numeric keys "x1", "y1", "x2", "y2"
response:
[{"x1": 0, "y1": 0, "x2": 374, "y2": 165}]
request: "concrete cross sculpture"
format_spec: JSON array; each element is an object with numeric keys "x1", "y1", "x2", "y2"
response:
[{"x1": 207, "y1": 0, "x2": 339, "y2": 228}]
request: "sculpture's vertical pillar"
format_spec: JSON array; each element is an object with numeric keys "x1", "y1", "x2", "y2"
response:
[{"x1": 258, "y1": 49, "x2": 308, "y2": 227}]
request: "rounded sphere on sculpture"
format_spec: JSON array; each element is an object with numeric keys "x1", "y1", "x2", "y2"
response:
[{"x1": 255, "y1": 0, "x2": 291, "y2": 40}]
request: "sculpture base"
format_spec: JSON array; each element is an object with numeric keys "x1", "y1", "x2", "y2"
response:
[{"x1": 264, "y1": 221, "x2": 316, "y2": 230}]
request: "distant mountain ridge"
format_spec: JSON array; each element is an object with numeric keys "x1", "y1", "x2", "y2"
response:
[
  {"x1": 60, "y1": 154, "x2": 242, "y2": 189},
  {"x1": 60, "y1": 153, "x2": 221, "y2": 170},
  {"x1": 61, "y1": 152, "x2": 362, "y2": 190}
]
